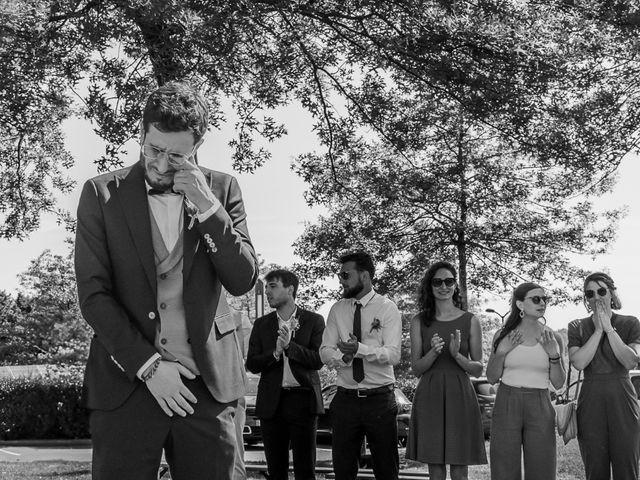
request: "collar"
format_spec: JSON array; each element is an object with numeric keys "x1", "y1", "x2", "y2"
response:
[
  {"x1": 277, "y1": 305, "x2": 298, "y2": 323},
  {"x1": 354, "y1": 289, "x2": 376, "y2": 308}
]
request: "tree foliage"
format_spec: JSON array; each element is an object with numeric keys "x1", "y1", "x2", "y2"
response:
[
  {"x1": 293, "y1": 100, "x2": 625, "y2": 306},
  {"x1": 0, "y1": 246, "x2": 91, "y2": 364},
  {"x1": 3, "y1": 0, "x2": 640, "y2": 240}
]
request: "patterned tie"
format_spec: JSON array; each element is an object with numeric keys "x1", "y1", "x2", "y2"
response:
[{"x1": 352, "y1": 302, "x2": 364, "y2": 383}]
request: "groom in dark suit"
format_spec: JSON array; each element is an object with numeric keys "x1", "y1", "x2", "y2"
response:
[
  {"x1": 246, "y1": 269, "x2": 325, "y2": 480},
  {"x1": 74, "y1": 82, "x2": 258, "y2": 480}
]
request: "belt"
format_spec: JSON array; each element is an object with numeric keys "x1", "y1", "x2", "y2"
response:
[
  {"x1": 337, "y1": 384, "x2": 394, "y2": 398},
  {"x1": 281, "y1": 386, "x2": 310, "y2": 392}
]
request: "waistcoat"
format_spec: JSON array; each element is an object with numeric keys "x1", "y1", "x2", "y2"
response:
[{"x1": 149, "y1": 211, "x2": 199, "y2": 375}]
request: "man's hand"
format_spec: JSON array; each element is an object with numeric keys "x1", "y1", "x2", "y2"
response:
[
  {"x1": 337, "y1": 333, "x2": 359, "y2": 356},
  {"x1": 275, "y1": 324, "x2": 291, "y2": 355},
  {"x1": 172, "y1": 159, "x2": 216, "y2": 213},
  {"x1": 145, "y1": 361, "x2": 197, "y2": 417}
]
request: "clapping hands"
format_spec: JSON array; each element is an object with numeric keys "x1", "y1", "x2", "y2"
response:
[
  {"x1": 593, "y1": 299, "x2": 613, "y2": 332},
  {"x1": 430, "y1": 333, "x2": 445, "y2": 355},
  {"x1": 496, "y1": 329, "x2": 523, "y2": 356},
  {"x1": 275, "y1": 323, "x2": 291, "y2": 355},
  {"x1": 538, "y1": 329, "x2": 560, "y2": 358}
]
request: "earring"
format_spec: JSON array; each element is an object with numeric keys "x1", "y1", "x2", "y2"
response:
[{"x1": 519, "y1": 310, "x2": 524, "y2": 318}]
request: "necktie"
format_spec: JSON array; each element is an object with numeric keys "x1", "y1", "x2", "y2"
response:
[{"x1": 352, "y1": 302, "x2": 364, "y2": 383}]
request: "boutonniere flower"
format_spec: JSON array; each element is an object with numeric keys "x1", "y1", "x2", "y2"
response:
[
  {"x1": 369, "y1": 318, "x2": 382, "y2": 333},
  {"x1": 289, "y1": 315, "x2": 301, "y2": 338},
  {"x1": 184, "y1": 197, "x2": 199, "y2": 230}
]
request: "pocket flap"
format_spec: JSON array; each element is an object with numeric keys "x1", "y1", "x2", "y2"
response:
[{"x1": 214, "y1": 312, "x2": 235, "y2": 335}]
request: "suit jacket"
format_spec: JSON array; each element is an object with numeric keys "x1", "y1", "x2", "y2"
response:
[
  {"x1": 246, "y1": 308, "x2": 325, "y2": 419},
  {"x1": 74, "y1": 161, "x2": 258, "y2": 410}
]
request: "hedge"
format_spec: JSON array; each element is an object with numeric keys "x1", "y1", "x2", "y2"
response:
[{"x1": 0, "y1": 365, "x2": 89, "y2": 440}]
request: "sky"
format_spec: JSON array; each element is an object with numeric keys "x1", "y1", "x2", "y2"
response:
[{"x1": 1, "y1": 102, "x2": 639, "y2": 331}]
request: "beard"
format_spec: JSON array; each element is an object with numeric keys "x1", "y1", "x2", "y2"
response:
[
  {"x1": 141, "y1": 155, "x2": 175, "y2": 191},
  {"x1": 342, "y1": 280, "x2": 365, "y2": 299},
  {"x1": 267, "y1": 296, "x2": 285, "y2": 309}
]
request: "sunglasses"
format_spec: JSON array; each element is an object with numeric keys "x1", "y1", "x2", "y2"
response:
[
  {"x1": 525, "y1": 295, "x2": 550, "y2": 305},
  {"x1": 338, "y1": 271, "x2": 356, "y2": 280},
  {"x1": 432, "y1": 278, "x2": 456, "y2": 288},
  {"x1": 585, "y1": 287, "x2": 607, "y2": 299}
]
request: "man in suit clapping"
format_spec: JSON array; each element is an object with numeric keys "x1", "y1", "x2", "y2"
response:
[{"x1": 246, "y1": 270, "x2": 325, "y2": 480}]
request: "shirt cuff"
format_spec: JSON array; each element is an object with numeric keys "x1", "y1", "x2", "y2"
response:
[
  {"x1": 196, "y1": 198, "x2": 221, "y2": 222},
  {"x1": 356, "y1": 342, "x2": 367, "y2": 357},
  {"x1": 136, "y1": 353, "x2": 162, "y2": 380}
]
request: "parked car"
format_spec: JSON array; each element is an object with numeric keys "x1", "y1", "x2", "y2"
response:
[
  {"x1": 243, "y1": 372, "x2": 262, "y2": 445},
  {"x1": 317, "y1": 384, "x2": 412, "y2": 446},
  {"x1": 470, "y1": 377, "x2": 496, "y2": 438}
]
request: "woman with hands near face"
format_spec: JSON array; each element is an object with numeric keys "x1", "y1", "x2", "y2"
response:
[
  {"x1": 406, "y1": 262, "x2": 487, "y2": 480},
  {"x1": 487, "y1": 282, "x2": 565, "y2": 480},
  {"x1": 568, "y1": 272, "x2": 640, "y2": 480}
]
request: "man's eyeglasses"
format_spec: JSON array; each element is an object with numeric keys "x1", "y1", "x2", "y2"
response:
[
  {"x1": 585, "y1": 287, "x2": 608, "y2": 299},
  {"x1": 432, "y1": 278, "x2": 456, "y2": 288},
  {"x1": 140, "y1": 144, "x2": 196, "y2": 166},
  {"x1": 525, "y1": 296, "x2": 550, "y2": 305}
]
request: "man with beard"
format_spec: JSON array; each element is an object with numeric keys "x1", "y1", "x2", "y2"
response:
[
  {"x1": 320, "y1": 251, "x2": 402, "y2": 480},
  {"x1": 246, "y1": 269, "x2": 325, "y2": 480},
  {"x1": 74, "y1": 81, "x2": 258, "y2": 480}
]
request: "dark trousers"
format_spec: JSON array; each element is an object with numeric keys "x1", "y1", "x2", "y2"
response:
[
  {"x1": 90, "y1": 376, "x2": 238, "y2": 480},
  {"x1": 489, "y1": 383, "x2": 556, "y2": 480},
  {"x1": 330, "y1": 387, "x2": 399, "y2": 480},
  {"x1": 261, "y1": 388, "x2": 318, "y2": 480},
  {"x1": 577, "y1": 375, "x2": 640, "y2": 480}
]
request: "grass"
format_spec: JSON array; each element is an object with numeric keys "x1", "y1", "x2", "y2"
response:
[{"x1": 0, "y1": 440, "x2": 585, "y2": 479}]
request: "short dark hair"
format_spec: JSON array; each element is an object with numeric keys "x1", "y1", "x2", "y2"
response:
[
  {"x1": 142, "y1": 81, "x2": 209, "y2": 142},
  {"x1": 264, "y1": 269, "x2": 299, "y2": 298},
  {"x1": 340, "y1": 251, "x2": 375, "y2": 279}
]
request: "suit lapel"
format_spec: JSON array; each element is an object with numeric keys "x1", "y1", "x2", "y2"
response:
[
  {"x1": 117, "y1": 161, "x2": 157, "y2": 297},
  {"x1": 268, "y1": 312, "x2": 280, "y2": 346},
  {"x1": 182, "y1": 209, "x2": 199, "y2": 282}
]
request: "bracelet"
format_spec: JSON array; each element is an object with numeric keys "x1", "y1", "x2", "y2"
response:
[
  {"x1": 548, "y1": 355, "x2": 561, "y2": 363},
  {"x1": 141, "y1": 358, "x2": 161, "y2": 382}
]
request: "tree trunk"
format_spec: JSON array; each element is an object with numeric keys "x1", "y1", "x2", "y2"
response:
[{"x1": 456, "y1": 115, "x2": 469, "y2": 310}]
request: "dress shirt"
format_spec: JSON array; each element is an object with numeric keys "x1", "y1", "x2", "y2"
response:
[
  {"x1": 278, "y1": 307, "x2": 301, "y2": 388},
  {"x1": 320, "y1": 289, "x2": 402, "y2": 389},
  {"x1": 136, "y1": 182, "x2": 220, "y2": 380}
]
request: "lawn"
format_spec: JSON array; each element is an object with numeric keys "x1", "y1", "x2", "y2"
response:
[{"x1": 0, "y1": 440, "x2": 585, "y2": 479}]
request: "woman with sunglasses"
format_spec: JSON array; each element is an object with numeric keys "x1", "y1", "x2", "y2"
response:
[
  {"x1": 406, "y1": 261, "x2": 487, "y2": 480},
  {"x1": 568, "y1": 272, "x2": 640, "y2": 480},
  {"x1": 486, "y1": 282, "x2": 565, "y2": 480}
]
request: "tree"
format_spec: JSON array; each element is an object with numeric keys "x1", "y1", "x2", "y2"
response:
[
  {"x1": 0, "y1": 247, "x2": 92, "y2": 364},
  {"x1": 293, "y1": 101, "x2": 624, "y2": 307},
  {"x1": 3, "y1": 1, "x2": 640, "y2": 239}
]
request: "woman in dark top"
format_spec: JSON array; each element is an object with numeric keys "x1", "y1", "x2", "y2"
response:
[
  {"x1": 568, "y1": 272, "x2": 640, "y2": 480},
  {"x1": 406, "y1": 261, "x2": 486, "y2": 480}
]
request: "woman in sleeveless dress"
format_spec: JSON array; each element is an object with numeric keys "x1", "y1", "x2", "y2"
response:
[
  {"x1": 406, "y1": 261, "x2": 487, "y2": 480},
  {"x1": 487, "y1": 282, "x2": 565, "y2": 480},
  {"x1": 568, "y1": 272, "x2": 640, "y2": 480}
]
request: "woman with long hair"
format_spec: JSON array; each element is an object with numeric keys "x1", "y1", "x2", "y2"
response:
[
  {"x1": 487, "y1": 282, "x2": 565, "y2": 480},
  {"x1": 568, "y1": 272, "x2": 640, "y2": 480},
  {"x1": 406, "y1": 261, "x2": 487, "y2": 480}
]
